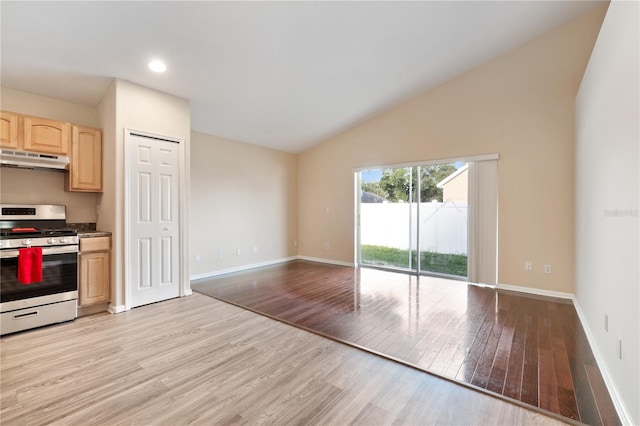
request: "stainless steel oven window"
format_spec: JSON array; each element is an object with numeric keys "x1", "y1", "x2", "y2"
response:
[{"x1": 0, "y1": 246, "x2": 78, "y2": 303}]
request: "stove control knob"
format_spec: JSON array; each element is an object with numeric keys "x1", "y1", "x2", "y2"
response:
[
  {"x1": 59, "y1": 238, "x2": 67, "y2": 244},
  {"x1": 23, "y1": 239, "x2": 32, "y2": 246},
  {"x1": 48, "y1": 238, "x2": 57, "y2": 244}
]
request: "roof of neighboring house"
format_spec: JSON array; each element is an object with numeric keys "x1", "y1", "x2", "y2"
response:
[{"x1": 437, "y1": 164, "x2": 468, "y2": 188}]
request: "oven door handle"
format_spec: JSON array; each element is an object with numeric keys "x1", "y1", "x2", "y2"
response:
[{"x1": 0, "y1": 245, "x2": 78, "y2": 259}]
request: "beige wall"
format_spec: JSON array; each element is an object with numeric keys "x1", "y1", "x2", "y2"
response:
[
  {"x1": 96, "y1": 81, "x2": 116, "y2": 234},
  {"x1": 298, "y1": 5, "x2": 606, "y2": 293},
  {"x1": 575, "y1": 1, "x2": 639, "y2": 423},
  {"x1": 98, "y1": 79, "x2": 191, "y2": 310},
  {"x1": 0, "y1": 87, "x2": 99, "y2": 223},
  {"x1": 1, "y1": 87, "x2": 99, "y2": 127},
  {"x1": 190, "y1": 132, "x2": 298, "y2": 277}
]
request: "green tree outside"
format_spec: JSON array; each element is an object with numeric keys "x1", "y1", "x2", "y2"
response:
[{"x1": 363, "y1": 164, "x2": 458, "y2": 203}]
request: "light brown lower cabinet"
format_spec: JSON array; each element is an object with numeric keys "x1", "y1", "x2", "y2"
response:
[{"x1": 79, "y1": 236, "x2": 110, "y2": 308}]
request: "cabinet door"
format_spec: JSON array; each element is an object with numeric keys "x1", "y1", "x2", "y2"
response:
[
  {"x1": 68, "y1": 126, "x2": 102, "y2": 192},
  {"x1": 1, "y1": 111, "x2": 19, "y2": 149},
  {"x1": 79, "y1": 251, "x2": 110, "y2": 306},
  {"x1": 23, "y1": 116, "x2": 70, "y2": 155}
]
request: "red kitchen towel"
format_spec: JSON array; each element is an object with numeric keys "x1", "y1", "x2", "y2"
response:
[{"x1": 17, "y1": 247, "x2": 43, "y2": 284}]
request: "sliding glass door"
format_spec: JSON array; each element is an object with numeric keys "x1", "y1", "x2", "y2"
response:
[
  {"x1": 358, "y1": 162, "x2": 468, "y2": 278},
  {"x1": 359, "y1": 167, "x2": 416, "y2": 270},
  {"x1": 417, "y1": 164, "x2": 468, "y2": 277}
]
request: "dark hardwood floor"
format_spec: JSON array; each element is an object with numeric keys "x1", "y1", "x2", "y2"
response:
[{"x1": 192, "y1": 260, "x2": 620, "y2": 426}]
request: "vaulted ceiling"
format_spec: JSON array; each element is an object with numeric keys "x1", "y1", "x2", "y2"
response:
[{"x1": 1, "y1": 1, "x2": 603, "y2": 153}]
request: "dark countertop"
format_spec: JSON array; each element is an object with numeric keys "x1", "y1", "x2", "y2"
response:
[
  {"x1": 67, "y1": 223, "x2": 111, "y2": 238},
  {"x1": 78, "y1": 231, "x2": 111, "y2": 238}
]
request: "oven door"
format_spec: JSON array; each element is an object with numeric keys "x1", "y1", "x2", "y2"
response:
[{"x1": 0, "y1": 245, "x2": 78, "y2": 308}]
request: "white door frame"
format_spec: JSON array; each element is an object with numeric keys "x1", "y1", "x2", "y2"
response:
[{"x1": 124, "y1": 128, "x2": 189, "y2": 311}]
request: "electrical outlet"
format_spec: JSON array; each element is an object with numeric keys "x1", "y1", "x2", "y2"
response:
[
  {"x1": 218, "y1": 250, "x2": 223, "y2": 259},
  {"x1": 236, "y1": 249, "x2": 241, "y2": 256},
  {"x1": 325, "y1": 242, "x2": 330, "y2": 250},
  {"x1": 252, "y1": 245, "x2": 258, "y2": 253},
  {"x1": 293, "y1": 240, "x2": 298, "y2": 247},
  {"x1": 195, "y1": 254, "x2": 201, "y2": 263},
  {"x1": 524, "y1": 261, "x2": 532, "y2": 271},
  {"x1": 544, "y1": 265, "x2": 552, "y2": 274},
  {"x1": 604, "y1": 314, "x2": 608, "y2": 332}
]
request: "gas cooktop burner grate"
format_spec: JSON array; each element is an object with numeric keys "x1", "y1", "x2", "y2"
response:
[{"x1": 0, "y1": 228, "x2": 78, "y2": 238}]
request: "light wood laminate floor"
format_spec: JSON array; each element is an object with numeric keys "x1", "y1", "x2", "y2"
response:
[
  {"x1": 1, "y1": 292, "x2": 569, "y2": 425},
  {"x1": 192, "y1": 260, "x2": 620, "y2": 426}
]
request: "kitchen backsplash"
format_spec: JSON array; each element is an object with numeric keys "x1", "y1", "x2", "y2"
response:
[
  {"x1": 66, "y1": 223, "x2": 97, "y2": 232},
  {"x1": 0, "y1": 167, "x2": 98, "y2": 223}
]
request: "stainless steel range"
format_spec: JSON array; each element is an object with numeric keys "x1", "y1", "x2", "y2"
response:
[{"x1": 0, "y1": 204, "x2": 78, "y2": 335}]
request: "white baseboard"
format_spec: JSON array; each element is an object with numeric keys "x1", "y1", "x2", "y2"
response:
[
  {"x1": 189, "y1": 255, "x2": 356, "y2": 282},
  {"x1": 107, "y1": 303, "x2": 127, "y2": 314},
  {"x1": 496, "y1": 282, "x2": 573, "y2": 300},
  {"x1": 572, "y1": 297, "x2": 634, "y2": 425},
  {"x1": 296, "y1": 256, "x2": 356, "y2": 268},
  {"x1": 189, "y1": 256, "x2": 298, "y2": 281}
]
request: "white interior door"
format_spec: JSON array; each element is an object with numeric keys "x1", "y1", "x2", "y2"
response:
[{"x1": 128, "y1": 132, "x2": 181, "y2": 308}]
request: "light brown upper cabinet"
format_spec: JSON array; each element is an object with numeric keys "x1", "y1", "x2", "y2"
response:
[
  {"x1": 2, "y1": 110, "x2": 103, "y2": 192},
  {"x1": 1, "y1": 111, "x2": 19, "y2": 149},
  {"x1": 23, "y1": 116, "x2": 71, "y2": 155},
  {"x1": 67, "y1": 126, "x2": 102, "y2": 192}
]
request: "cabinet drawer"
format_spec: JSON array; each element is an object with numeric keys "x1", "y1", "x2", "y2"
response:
[{"x1": 80, "y1": 236, "x2": 110, "y2": 252}]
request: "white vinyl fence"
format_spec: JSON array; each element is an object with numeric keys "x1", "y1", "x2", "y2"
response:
[{"x1": 360, "y1": 201, "x2": 467, "y2": 255}]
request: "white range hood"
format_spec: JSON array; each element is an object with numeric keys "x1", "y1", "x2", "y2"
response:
[{"x1": 0, "y1": 149, "x2": 69, "y2": 171}]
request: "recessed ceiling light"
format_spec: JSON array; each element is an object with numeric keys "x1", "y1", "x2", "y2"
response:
[{"x1": 148, "y1": 60, "x2": 167, "y2": 73}]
